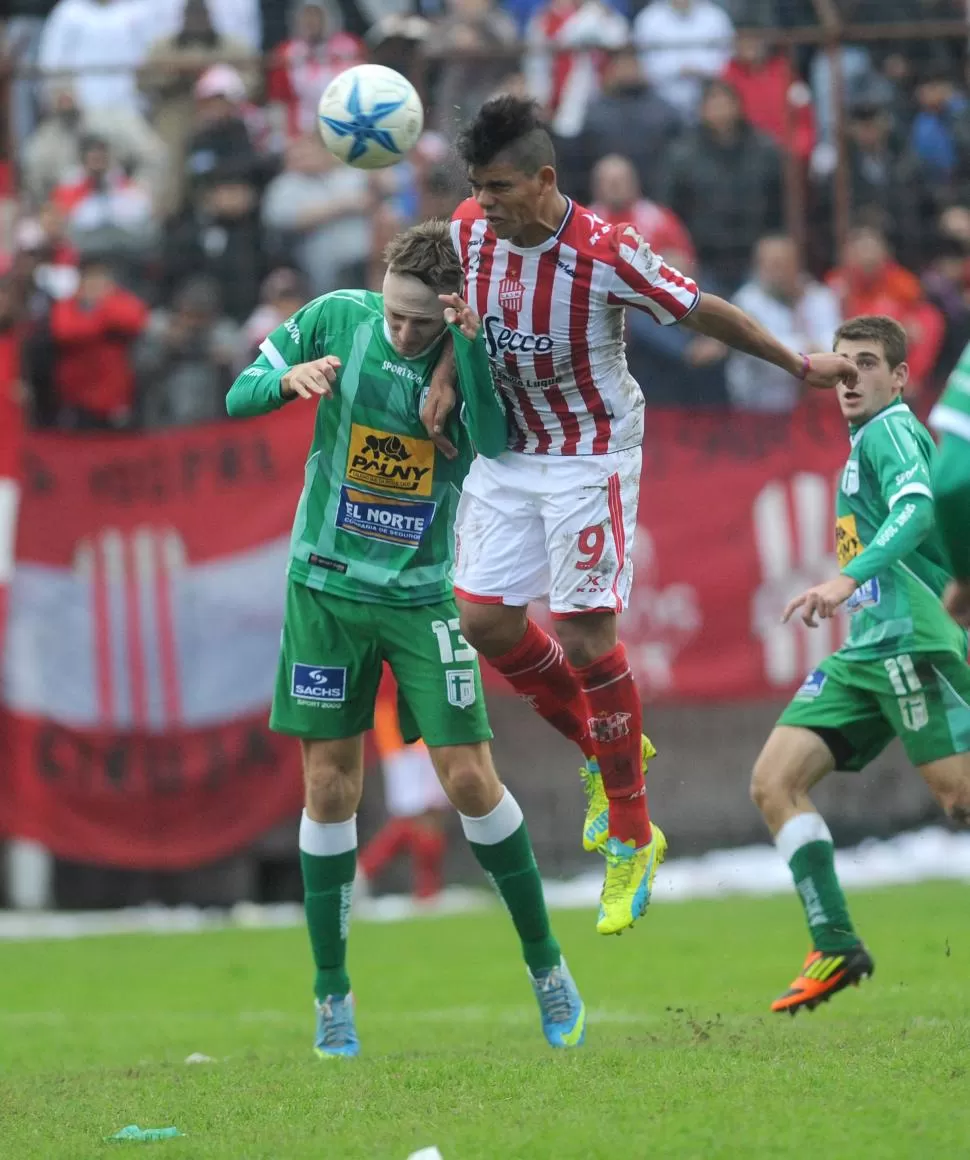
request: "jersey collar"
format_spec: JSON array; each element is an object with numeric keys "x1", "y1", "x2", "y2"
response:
[
  {"x1": 500, "y1": 198, "x2": 574, "y2": 255},
  {"x1": 381, "y1": 318, "x2": 447, "y2": 363},
  {"x1": 848, "y1": 400, "x2": 910, "y2": 448}
]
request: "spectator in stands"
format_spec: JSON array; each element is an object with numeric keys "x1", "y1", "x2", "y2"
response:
[
  {"x1": 633, "y1": 0, "x2": 734, "y2": 123},
  {"x1": 662, "y1": 78, "x2": 783, "y2": 293},
  {"x1": 240, "y1": 266, "x2": 308, "y2": 363},
  {"x1": 590, "y1": 154, "x2": 695, "y2": 267},
  {"x1": 134, "y1": 275, "x2": 240, "y2": 427},
  {"x1": 815, "y1": 85, "x2": 937, "y2": 271},
  {"x1": 161, "y1": 170, "x2": 266, "y2": 322},
  {"x1": 38, "y1": 0, "x2": 151, "y2": 114},
  {"x1": 722, "y1": 24, "x2": 815, "y2": 160},
  {"x1": 923, "y1": 232, "x2": 970, "y2": 385},
  {"x1": 524, "y1": 0, "x2": 629, "y2": 139},
  {"x1": 909, "y1": 63, "x2": 968, "y2": 183},
  {"x1": 49, "y1": 252, "x2": 148, "y2": 429},
  {"x1": 50, "y1": 134, "x2": 157, "y2": 259},
  {"x1": 425, "y1": 0, "x2": 519, "y2": 135},
  {"x1": 827, "y1": 225, "x2": 945, "y2": 396},
  {"x1": 12, "y1": 214, "x2": 79, "y2": 302},
  {"x1": 21, "y1": 82, "x2": 167, "y2": 207},
  {"x1": 140, "y1": 0, "x2": 257, "y2": 217},
  {"x1": 727, "y1": 235, "x2": 841, "y2": 412},
  {"x1": 564, "y1": 46, "x2": 680, "y2": 203},
  {"x1": 185, "y1": 65, "x2": 261, "y2": 193},
  {"x1": 152, "y1": 0, "x2": 263, "y2": 53},
  {"x1": 261, "y1": 132, "x2": 371, "y2": 295},
  {"x1": 266, "y1": 1, "x2": 365, "y2": 141}
]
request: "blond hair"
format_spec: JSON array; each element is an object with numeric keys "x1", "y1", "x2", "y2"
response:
[{"x1": 383, "y1": 219, "x2": 463, "y2": 295}]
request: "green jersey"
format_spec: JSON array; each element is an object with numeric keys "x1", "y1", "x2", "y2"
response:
[
  {"x1": 930, "y1": 341, "x2": 970, "y2": 443},
  {"x1": 226, "y1": 289, "x2": 506, "y2": 606},
  {"x1": 836, "y1": 401, "x2": 966, "y2": 661}
]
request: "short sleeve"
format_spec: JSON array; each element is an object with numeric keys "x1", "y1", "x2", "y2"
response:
[
  {"x1": 606, "y1": 224, "x2": 700, "y2": 325},
  {"x1": 258, "y1": 297, "x2": 327, "y2": 369},
  {"x1": 864, "y1": 416, "x2": 934, "y2": 510}
]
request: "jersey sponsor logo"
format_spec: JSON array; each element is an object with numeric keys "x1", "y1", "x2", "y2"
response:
[
  {"x1": 876, "y1": 501, "x2": 916, "y2": 548},
  {"x1": 382, "y1": 359, "x2": 423, "y2": 384},
  {"x1": 845, "y1": 577, "x2": 880, "y2": 613},
  {"x1": 445, "y1": 668, "x2": 477, "y2": 709},
  {"x1": 498, "y1": 277, "x2": 526, "y2": 312},
  {"x1": 894, "y1": 463, "x2": 922, "y2": 487},
  {"x1": 841, "y1": 459, "x2": 860, "y2": 495},
  {"x1": 580, "y1": 210, "x2": 611, "y2": 246},
  {"x1": 835, "y1": 513, "x2": 863, "y2": 568},
  {"x1": 795, "y1": 669, "x2": 827, "y2": 698},
  {"x1": 482, "y1": 315, "x2": 554, "y2": 359},
  {"x1": 335, "y1": 486, "x2": 436, "y2": 547},
  {"x1": 291, "y1": 663, "x2": 346, "y2": 703},
  {"x1": 283, "y1": 316, "x2": 300, "y2": 345},
  {"x1": 346, "y1": 423, "x2": 434, "y2": 495}
]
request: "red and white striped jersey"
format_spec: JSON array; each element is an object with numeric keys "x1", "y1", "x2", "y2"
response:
[{"x1": 451, "y1": 197, "x2": 699, "y2": 456}]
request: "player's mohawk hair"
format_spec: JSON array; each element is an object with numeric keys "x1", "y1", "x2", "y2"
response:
[{"x1": 458, "y1": 95, "x2": 556, "y2": 174}]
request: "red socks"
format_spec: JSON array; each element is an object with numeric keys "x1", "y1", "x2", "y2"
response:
[
  {"x1": 488, "y1": 619, "x2": 595, "y2": 759},
  {"x1": 358, "y1": 817, "x2": 412, "y2": 880},
  {"x1": 575, "y1": 643, "x2": 651, "y2": 848},
  {"x1": 358, "y1": 818, "x2": 447, "y2": 900}
]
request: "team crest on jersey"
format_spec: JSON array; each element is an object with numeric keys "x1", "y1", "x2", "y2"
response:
[
  {"x1": 842, "y1": 459, "x2": 860, "y2": 495},
  {"x1": 835, "y1": 513, "x2": 863, "y2": 568},
  {"x1": 346, "y1": 424, "x2": 434, "y2": 495},
  {"x1": 498, "y1": 277, "x2": 525, "y2": 312}
]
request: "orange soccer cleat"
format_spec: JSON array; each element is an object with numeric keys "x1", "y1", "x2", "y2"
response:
[{"x1": 771, "y1": 945, "x2": 875, "y2": 1015}]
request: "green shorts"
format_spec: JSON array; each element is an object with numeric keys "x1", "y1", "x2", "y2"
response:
[
  {"x1": 778, "y1": 650, "x2": 970, "y2": 770},
  {"x1": 270, "y1": 582, "x2": 493, "y2": 747}
]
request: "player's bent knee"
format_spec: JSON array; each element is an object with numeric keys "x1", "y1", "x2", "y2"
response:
[
  {"x1": 301, "y1": 739, "x2": 363, "y2": 822},
  {"x1": 457, "y1": 601, "x2": 526, "y2": 658},
  {"x1": 749, "y1": 727, "x2": 826, "y2": 815},
  {"x1": 555, "y1": 612, "x2": 618, "y2": 669},
  {"x1": 431, "y1": 743, "x2": 502, "y2": 816}
]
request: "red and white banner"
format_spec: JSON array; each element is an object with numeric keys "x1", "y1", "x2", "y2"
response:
[{"x1": 0, "y1": 401, "x2": 857, "y2": 867}]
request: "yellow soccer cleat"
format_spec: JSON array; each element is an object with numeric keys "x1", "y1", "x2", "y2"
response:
[
  {"x1": 580, "y1": 735, "x2": 657, "y2": 853},
  {"x1": 596, "y1": 825, "x2": 667, "y2": 936}
]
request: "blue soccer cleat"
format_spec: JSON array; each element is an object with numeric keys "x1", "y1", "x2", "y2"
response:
[
  {"x1": 314, "y1": 992, "x2": 360, "y2": 1058},
  {"x1": 529, "y1": 957, "x2": 586, "y2": 1048}
]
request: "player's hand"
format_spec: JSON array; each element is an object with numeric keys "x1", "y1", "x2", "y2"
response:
[
  {"x1": 801, "y1": 352, "x2": 859, "y2": 390},
  {"x1": 782, "y1": 574, "x2": 859, "y2": 627},
  {"x1": 439, "y1": 293, "x2": 481, "y2": 341},
  {"x1": 280, "y1": 356, "x2": 341, "y2": 401},
  {"x1": 943, "y1": 579, "x2": 970, "y2": 627}
]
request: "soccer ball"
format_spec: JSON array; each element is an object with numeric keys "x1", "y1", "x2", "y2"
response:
[{"x1": 317, "y1": 64, "x2": 424, "y2": 170}]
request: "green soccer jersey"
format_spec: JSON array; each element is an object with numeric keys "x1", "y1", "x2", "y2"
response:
[
  {"x1": 835, "y1": 400, "x2": 967, "y2": 660},
  {"x1": 226, "y1": 289, "x2": 506, "y2": 606},
  {"x1": 930, "y1": 340, "x2": 970, "y2": 443}
]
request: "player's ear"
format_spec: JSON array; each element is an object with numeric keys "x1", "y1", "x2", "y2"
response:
[
  {"x1": 536, "y1": 164, "x2": 557, "y2": 194},
  {"x1": 892, "y1": 360, "x2": 910, "y2": 393}
]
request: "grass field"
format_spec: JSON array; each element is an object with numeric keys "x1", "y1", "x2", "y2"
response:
[{"x1": 0, "y1": 882, "x2": 967, "y2": 1160}]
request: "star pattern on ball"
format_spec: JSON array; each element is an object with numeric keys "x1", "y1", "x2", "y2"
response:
[{"x1": 321, "y1": 77, "x2": 407, "y2": 164}]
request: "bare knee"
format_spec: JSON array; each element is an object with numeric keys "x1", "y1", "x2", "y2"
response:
[
  {"x1": 431, "y1": 743, "x2": 503, "y2": 816},
  {"x1": 555, "y1": 612, "x2": 617, "y2": 669},
  {"x1": 920, "y1": 754, "x2": 970, "y2": 828},
  {"x1": 302, "y1": 739, "x2": 363, "y2": 822},
  {"x1": 457, "y1": 600, "x2": 527, "y2": 658},
  {"x1": 749, "y1": 726, "x2": 834, "y2": 832}
]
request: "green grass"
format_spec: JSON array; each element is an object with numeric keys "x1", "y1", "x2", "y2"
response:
[{"x1": 0, "y1": 883, "x2": 968, "y2": 1159}]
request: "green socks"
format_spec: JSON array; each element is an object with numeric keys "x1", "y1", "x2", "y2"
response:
[
  {"x1": 775, "y1": 812, "x2": 859, "y2": 952},
  {"x1": 461, "y1": 790, "x2": 561, "y2": 975},
  {"x1": 299, "y1": 811, "x2": 357, "y2": 1000}
]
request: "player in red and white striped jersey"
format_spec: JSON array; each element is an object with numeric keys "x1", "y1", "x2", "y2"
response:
[{"x1": 422, "y1": 97, "x2": 857, "y2": 936}]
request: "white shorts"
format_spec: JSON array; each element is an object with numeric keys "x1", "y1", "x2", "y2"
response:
[
  {"x1": 382, "y1": 745, "x2": 449, "y2": 817},
  {"x1": 454, "y1": 448, "x2": 641, "y2": 618}
]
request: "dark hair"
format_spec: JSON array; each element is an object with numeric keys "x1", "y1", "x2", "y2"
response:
[
  {"x1": 833, "y1": 315, "x2": 908, "y2": 369},
  {"x1": 384, "y1": 219, "x2": 462, "y2": 295},
  {"x1": 173, "y1": 275, "x2": 222, "y2": 314},
  {"x1": 457, "y1": 95, "x2": 556, "y2": 174}
]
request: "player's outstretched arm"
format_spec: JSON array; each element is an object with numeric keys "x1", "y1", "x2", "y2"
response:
[
  {"x1": 226, "y1": 355, "x2": 341, "y2": 416},
  {"x1": 440, "y1": 293, "x2": 509, "y2": 460},
  {"x1": 421, "y1": 335, "x2": 459, "y2": 461},
  {"x1": 682, "y1": 293, "x2": 858, "y2": 390}
]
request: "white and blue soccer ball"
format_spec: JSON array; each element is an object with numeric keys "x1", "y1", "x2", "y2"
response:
[{"x1": 317, "y1": 64, "x2": 424, "y2": 170}]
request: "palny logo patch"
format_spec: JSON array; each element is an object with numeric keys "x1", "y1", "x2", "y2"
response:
[{"x1": 346, "y1": 424, "x2": 434, "y2": 495}]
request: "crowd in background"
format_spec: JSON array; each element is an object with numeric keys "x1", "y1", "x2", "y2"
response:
[{"x1": 1, "y1": 0, "x2": 970, "y2": 435}]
